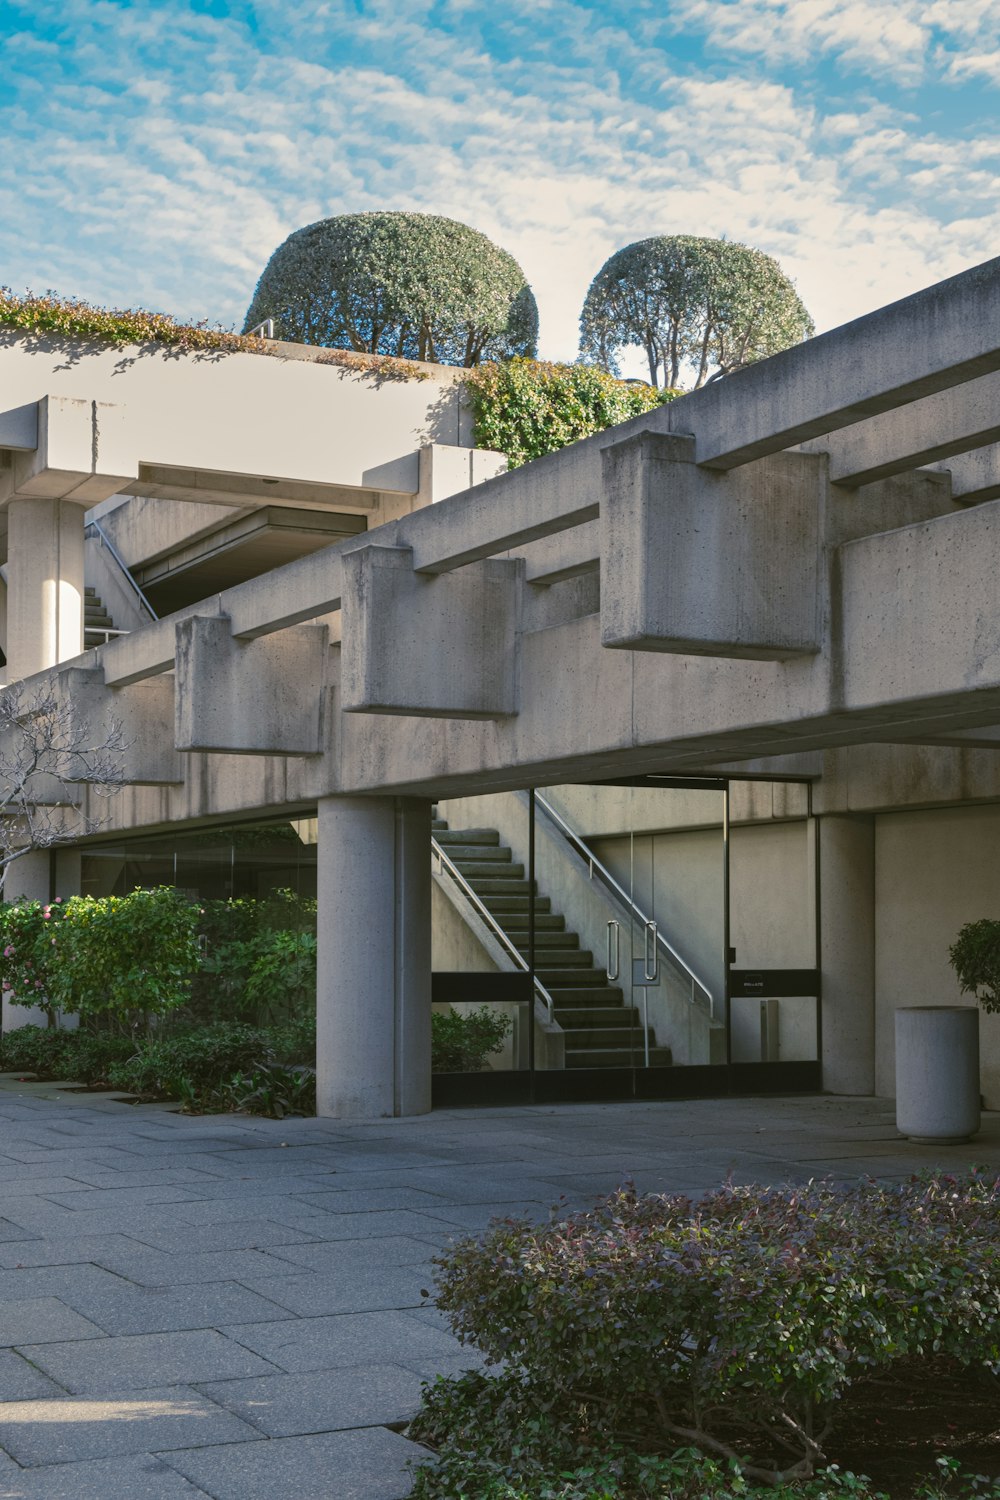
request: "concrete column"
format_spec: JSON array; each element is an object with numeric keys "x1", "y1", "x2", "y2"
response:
[
  {"x1": 316, "y1": 795, "x2": 432, "y2": 1118},
  {"x1": 818, "y1": 814, "x2": 876, "y2": 1094},
  {"x1": 1, "y1": 851, "x2": 51, "y2": 1031},
  {"x1": 5, "y1": 497, "x2": 85, "y2": 682}
]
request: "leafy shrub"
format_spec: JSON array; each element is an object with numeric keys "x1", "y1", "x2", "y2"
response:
[
  {"x1": 220, "y1": 1062, "x2": 316, "y2": 1118},
  {"x1": 189, "y1": 891, "x2": 317, "y2": 1028},
  {"x1": 432, "y1": 1006, "x2": 513, "y2": 1072},
  {"x1": 427, "y1": 1175, "x2": 1000, "y2": 1484},
  {"x1": 49, "y1": 887, "x2": 201, "y2": 1029},
  {"x1": 465, "y1": 357, "x2": 676, "y2": 470},
  {"x1": 410, "y1": 1371, "x2": 900, "y2": 1498},
  {"x1": 0, "y1": 898, "x2": 69, "y2": 1025},
  {"x1": 949, "y1": 919, "x2": 1000, "y2": 1012},
  {"x1": 0, "y1": 1024, "x2": 134, "y2": 1083},
  {"x1": 105, "y1": 1022, "x2": 289, "y2": 1099}
]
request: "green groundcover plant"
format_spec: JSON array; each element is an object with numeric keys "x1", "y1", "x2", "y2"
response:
[{"x1": 408, "y1": 1174, "x2": 1000, "y2": 1495}]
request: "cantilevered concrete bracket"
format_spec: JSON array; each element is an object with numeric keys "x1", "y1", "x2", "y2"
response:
[
  {"x1": 54, "y1": 668, "x2": 184, "y2": 786},
  {"x1": 600, "y1": 431, "x2": 824, "y2": 660},
  {"x1": 340, "y1": 543, "x2": 522, "y2": 718},
  {"x1": 175, "y1": 615, "x2": 329, "y2": 754},
  {"x1": 0, "y1": 396, "x2": 136, "y2": 506}
]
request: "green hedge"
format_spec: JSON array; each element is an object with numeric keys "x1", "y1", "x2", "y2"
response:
[{"x1": 0, "y1": 1021, "x2": 315, "y2": 1117}]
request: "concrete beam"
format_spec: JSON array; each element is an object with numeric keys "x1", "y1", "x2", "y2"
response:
[
  {"x1": 656, "y1": 253, "x2": 1000, "y2": 469},
  {"x1": 0, "y1": 397, "x2": 136, "y2": 505},
  {"x1": 931, "y1": 442, "x2": 1000, "y2": 505},
  {"x1": 0, "y1": 403, "x2": 37, "y2": 452},
  {"x1": 340, "y1": 544, "x2": 521, "y2": 719},
  {"x1": 175, "y1": 615, "x2": 329, "y2": 754},
  {"x1": 815, "y1": 368, "x2": 1000, "y2": 488},
  {"x1": 417, "y1": 443, "x2": 507, "y2": 505},
  {"x1": 56, "y1": 668, "x2": 184, "y2": 785},
  {"x1": 601, "y1": 433, "x2": 823, "y2": 659}
]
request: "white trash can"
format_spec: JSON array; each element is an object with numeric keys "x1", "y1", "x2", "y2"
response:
[{"x1": 895, "y1": 1006, "x2": 980, "y2": 1143}]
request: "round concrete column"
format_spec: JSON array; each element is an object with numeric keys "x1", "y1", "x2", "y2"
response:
[
  {"x1": 895, "y1": 1006, "x2": 980, "y2": 1142},
  {"x1": 316, "y1": 795, "x2": 432, "y2": 1119},
  {"x1": 5, "y1": 497, "x2": 86, "y2": 682},
  {"x1": 818, "y1": 814, "x2": 876, "y2": 1094}
]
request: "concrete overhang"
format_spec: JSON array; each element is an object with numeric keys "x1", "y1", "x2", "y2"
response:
[{"x1": 135, "y1": 506, "x2": 366, "y2": 614}]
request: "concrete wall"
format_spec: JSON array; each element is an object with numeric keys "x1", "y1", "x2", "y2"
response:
[{"x1": 874, "y1": 804, "x2": 1000, "y2": 1108}]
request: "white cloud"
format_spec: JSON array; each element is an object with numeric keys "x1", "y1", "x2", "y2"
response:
[{"x1": 0, "y1": 0, "x2": 998, "y2": 368}]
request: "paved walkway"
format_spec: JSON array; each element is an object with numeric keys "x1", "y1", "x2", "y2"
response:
[{"x1": 0, "y1": 1081, "x2": 997, "y2": 1499}]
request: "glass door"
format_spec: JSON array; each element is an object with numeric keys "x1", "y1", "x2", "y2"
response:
[{"x1": 726, "y1": 780, "x2": 820, "y2": 1090}]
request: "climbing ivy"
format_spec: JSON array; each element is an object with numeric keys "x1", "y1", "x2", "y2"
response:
[{"x1": 464, "y1": 357, "x2": 678, "y2": 470}]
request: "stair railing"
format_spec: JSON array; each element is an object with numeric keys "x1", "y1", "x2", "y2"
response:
[
  {"x1": 531, "y1": 792, "x2": 716, "y2": 1021},
  {"x1": 431, "y1": 837, "x2": 556, "y2": 1023},
  {"x1": 84, "y1": 520, "x2": 159, "y2": 623}
]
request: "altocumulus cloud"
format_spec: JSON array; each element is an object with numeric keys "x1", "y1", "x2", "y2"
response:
[{"x1": 1, "y1": 0, "x2": 998, "y2": 360}]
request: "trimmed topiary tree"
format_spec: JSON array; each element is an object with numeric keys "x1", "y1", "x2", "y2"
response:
[
  {"x1": 243, "y1": 212, "x2": 538, "y2": 366},
  {"x1": 579, "y1": 234, "x2": 814, "y2": 389}
]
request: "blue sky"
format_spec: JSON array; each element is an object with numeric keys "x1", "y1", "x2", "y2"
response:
[{"x1": 1, "y1": 0, "x2": 999, "y2": 365}]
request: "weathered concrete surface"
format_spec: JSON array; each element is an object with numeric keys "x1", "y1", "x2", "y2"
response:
[
  {"x1": 5, "y1": 497, "x2": 84, "y2": 682},
  {"x1": 654, "y1": 252, "x2": 1000, "y2": 468},
  {"x1": 57, "y1": 669, "x2": 183, "y2": 786},
  {"x1": 175, "y1": 618, "x2": 329, "y2": 756},
  {"x1": 315, "y1": 797, "x2": 432, "y2": 1120},
  {"x1": 601, "y1": 433, "x2": 822, "y2": 659},
  {"x1": 0, "y1": 332, "x2": 471, "y2": 502},
  {"x1": 340, "y1": 546, "x2": 522, "y2": 719},
  {"x1": 0, "y1": 1080, "x2": 996, "y2": 1498}
]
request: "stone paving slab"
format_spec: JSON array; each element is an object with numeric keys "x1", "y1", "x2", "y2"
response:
[
  {"x1": 0, "y1": 1451, "x2": 213, "y2": 1497},
  {"x1": 0, "y1": 1298, "x2": 105, "y2": 1348},
  {"x1": 86, "y1": 1245, "x2": 300, "y2": 1288},
  {"x1": 59, "y1": 1280, "x2": 294, "y2": 1338},
  {"x1": 18, "y1": 1329, "x2": 282, "y2": 1395},
  {"x1": 0, "y1": 1385, "x2": 260, "y2": 1465},
  {"x1": 160, "y1": 1425, "x2": 425, "y2": 1500},
  {"x1": 237, "y1": 1263, "x2": 429, "y2": 1316},
  {"x1": 0, "y1": 1350, "x2": 67, "y2": 1402},
  {"x1": 220, "y1": 1309, "x2": 466, "y2": 1375},
  {"x1": 197, "y1": 1362, "x2": 425, "y2": 1436},
  {"x1": 0, "y1": 1079, "x2": 996, "y2": 1498}
]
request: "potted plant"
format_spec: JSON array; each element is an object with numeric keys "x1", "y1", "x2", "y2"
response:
[{"x1": 895, "y1": 919, "x2": 999, "y2": 1143}]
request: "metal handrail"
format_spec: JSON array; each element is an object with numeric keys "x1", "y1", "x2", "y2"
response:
[
  {"x1": 532, "y1": 791, "x2": 716, "y2": 1020},
  {"x1": 431, "y1": 836, "x2": 556, "y2": 1023},
  {"x1": 84, "y1": 520, "x2": 159, "y2": 623}
]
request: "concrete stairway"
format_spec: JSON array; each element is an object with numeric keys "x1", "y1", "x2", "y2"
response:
[
  {"x1": 434, "y1": 817, "x2": 672, "y2": 1069},
  {"x1": 84, "y1": 587, "x2": 127, "y2": 649}
]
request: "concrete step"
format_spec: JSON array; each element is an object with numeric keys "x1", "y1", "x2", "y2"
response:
[
  {"x1": 468, "y1": 877, "x2": 535, "y2": 896},
  {"x1": 455, "y1": 860, "x2": 524, "y2": 880},
  {"x1": 543, "y1": 985, "x2": 625, "y2": 1006},
  {"x1": 564, "y1": 1026, "x2": 654, "y2": 1049},
  {"x1": 566, "y1": 1047, "x2": 673, "y2": 1069},
  {"x1": 504, "y1": 913, "x2": 566, "y2": 932},
  {"x1": 436, "y1": 828, "x2": 501, "y2": 846},
  {"x1": 537, "y1": 968, "x2": 610, "y2": 987},
  {"x1": 483, "y1": 896, "x2": 552, "y2": 914},
  {"x1": 443, "y1": 844, "x2": 511, "y2": 862},
  {"x1": 554, "y1": 1006, "x2": 639, "y2": 1028},
  {"x1": 533, "y1": 949, "x2": 593, "y2": 967},
  {"x1": 512, "y1": 929, "x2": 577, "y2": 947}
]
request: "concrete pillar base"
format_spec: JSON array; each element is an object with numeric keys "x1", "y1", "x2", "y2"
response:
[{"x1": 316, "y1": 795, "x2": 431, "y2": 1119}]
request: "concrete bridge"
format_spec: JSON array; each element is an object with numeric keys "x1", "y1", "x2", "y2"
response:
[{"x1": 2, "y1": 256, "x2": 1000, "y2": 1117}]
